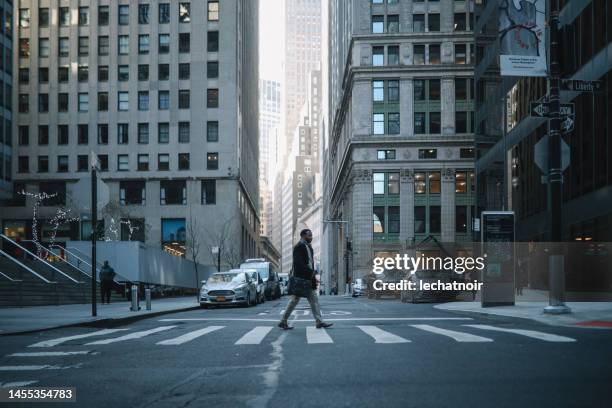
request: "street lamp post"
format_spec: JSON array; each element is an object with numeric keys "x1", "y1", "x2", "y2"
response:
[{"x1": 323, "y1": 219, "x2": 351, "y2": 296}]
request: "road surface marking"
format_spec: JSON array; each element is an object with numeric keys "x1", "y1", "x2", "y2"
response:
[
  {"x1": 235, "y1": 326, "x2": 273, "y2": 345},
  {"x1": 86, "y1": 326, "x2": 177, "y2": 345},
  {"x1": 156, "y1": 326, "x2": 224, "y2": 346},
  {"x1": 159, "y1": 317, "x2": 472, "y2": 323},
  {"x1": 306, "y1": 327, "x2": 333, "y2": 344},
  {"x1": 411, "y1": 324, "x2": 493, "y2": 342},
  {"x1": 0, "y1": 381, "x2": 39, "y2": 388},
  {"x1": 463, "y1": 324, "x2": 576, "y2": 342},
  {"x1": 357, "y1": 326, "x2": 410, "y2": 343},
  {"x1": 28, "y1": 329, "x2": 129, "y2": 348},
  {"x1": 8, "y1": 351, "x2": 94, "y2": 357},
  {"x1": 0, "y1": 364, "x2": 82, "y2": 371}
]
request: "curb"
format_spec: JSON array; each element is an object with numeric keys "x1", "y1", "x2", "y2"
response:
[{"x1": 0, "y1": 305, "x2": 201, "y2": 336}]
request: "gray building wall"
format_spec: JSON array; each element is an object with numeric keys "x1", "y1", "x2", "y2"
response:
[{"x1": 0, "y1": 0, "x2": 12, "y2": 202}]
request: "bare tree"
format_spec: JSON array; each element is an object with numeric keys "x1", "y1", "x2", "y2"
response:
[
  {"x1": 202, "y1": 214, "x2": 242, "y2": 270},
  {"x1": 186, "y1": 206, "x2": 203, "y2": 301}
]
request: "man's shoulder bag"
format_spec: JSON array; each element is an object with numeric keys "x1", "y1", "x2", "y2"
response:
[{"x1": 287, "y1": 267, "x2": 312, "y2": 298}]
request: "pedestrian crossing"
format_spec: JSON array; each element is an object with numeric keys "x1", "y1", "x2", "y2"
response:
[{"x1": 19, "y1": 324, "x2": 578, "y2": 349}]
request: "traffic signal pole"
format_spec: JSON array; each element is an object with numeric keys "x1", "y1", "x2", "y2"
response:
[{"x1": 544, "y1": 0, "x2": 570, "y2": 314}]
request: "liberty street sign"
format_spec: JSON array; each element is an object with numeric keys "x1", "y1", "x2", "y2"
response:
[{"x1": 561, "y1": 79, "x2": 603, "y2": 93}]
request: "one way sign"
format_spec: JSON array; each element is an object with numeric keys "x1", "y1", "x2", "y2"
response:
[{"x1": 530, "y1": 102, "x2": 575, "y2": 118}]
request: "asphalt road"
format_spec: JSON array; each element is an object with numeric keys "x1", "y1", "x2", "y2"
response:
[{"x1": 0, "y1": 296, "x2": 611, "y2": 408}]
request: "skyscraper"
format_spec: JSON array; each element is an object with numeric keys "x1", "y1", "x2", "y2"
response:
[
  {"x1": 0, "y1": 1, "x2": 12, "y2": 203},
  {"x1": 3, "y1": 0, "x2": 260, "y2": 267}
]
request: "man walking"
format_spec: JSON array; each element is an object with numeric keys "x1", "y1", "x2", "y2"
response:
[
  {"x1": 99, "y1": 260, "x2": 116, "y2": 304},
  {"x1": 279, "y1": 229, "x2": 332, "y2": 330}
]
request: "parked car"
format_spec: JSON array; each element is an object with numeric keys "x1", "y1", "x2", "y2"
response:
[
  {"x1": 406, "y1": 269, "x2": 463, "y2": 303},
  {"x1": 240, "y1": 259, "x2": 281, "y2": 300},
  {"x1": 200, "y1": 270, "x2": 257, "y2": 308},
  {"x1": 278, "y1": 273, "x2": 289, "y2": 296},
  {"x1": 244, "y1": 268, "x2": 265, "y2": 304},
  {"x1": 351, "y1": 278, "x2": 367, "y2": 297}
]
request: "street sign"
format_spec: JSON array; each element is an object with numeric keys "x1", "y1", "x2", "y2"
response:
[
  {"x1": 561, "y1": 115, "x2": 574, "y2": 133},
  {"x1": 561, "y1": 79, "x2": 603, "y2": 93},
  {"x1": 530, "y1": 102, "x2": 575, "y2": 118},
  {"x1": 534, "y1": 136, "x2": 570, "y2": 174},
  {"x1": 72, "y1": 177, "x2": 110, "y2": 211},
  {"x1": 211, "y1": 246, "x2": 219, "y2": 254}
]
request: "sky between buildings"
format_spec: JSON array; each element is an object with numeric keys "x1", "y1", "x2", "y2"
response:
[{"x1": 259, "y1": 0, "x2": 285, "y2": 79}]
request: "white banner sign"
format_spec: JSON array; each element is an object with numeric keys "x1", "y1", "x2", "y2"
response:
[{"x1": 499, "y1": 0, "x2": 547, "y2": 77}]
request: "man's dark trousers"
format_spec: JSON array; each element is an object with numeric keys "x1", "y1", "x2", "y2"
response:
[{"x1": 100, "y1": 282, "x2": 112, "y2": 304}]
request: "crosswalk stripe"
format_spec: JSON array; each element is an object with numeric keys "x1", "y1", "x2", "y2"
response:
[
  {"x1": 86, "y1": 326, "x2": 177, "y2": 345},
  {"x1": 357, "y1": 326, "x2": 410, "y2": 343},
  {"x1": 463, "y1": 324, "x2": 577, "y2": 342},
  {"x1": 235, "y1": 326, "x2": 273, "y2": 345},
  {"x1": 8, "y1": 351, "x2": 93, "y2": 357},
  {"x1": 156, "y1": 326, "x2": 225, "y2": 346},
  {"x1": 411, "y1": 324, "x2": 493, "y2": 342},
  {"x1": 306, "y1": 326, "x2": 333, "y2": 344},
  {"x1": 28, "y1": 329, "x2": 129, "y2": 348},
  {"x1": 0, "y1": 381, "x2": 39, "y2": 388},
  {"x1": 0, "y1": 365, "x2": 81, "y2": 371}
]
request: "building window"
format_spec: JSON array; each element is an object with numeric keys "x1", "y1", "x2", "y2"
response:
[
  {"x1": 19, "y1": 39, "x2": 30, "y2": 57},
  {"x1": 158, "y1": 91, "x2": 170, "y2": 110},
  {"x1": 158, "y1": 64, "x2": 170, "y2": 80},
  {"x1": 159, "y1": 3, "x2": 170, "y2": 23},
  {"x1": 121, "y1": 219, "x2": 145, "y2": 242},
  {"x1": 178, "y1": 90, "x2": 190, "y2": 109},
  {"x1": 77, "y1": 155, "x2": 88, "y2": 172},
  {"x1": 208, "y1": 1, "x2": 219, "y2": 21},
  {"x1": 207, "y1": 121, "x2": 219, "y2": 142},
  {"x1": 460, "y1": 148, "x2": 474, "y2": 158},
  {"x1": 207, "y1": 89, "x2": 219, "y2": 108},
  {"x1": 372, "y1": 15, "x2": 384, "y2": 33},
  {"x1": 455, "y1": 171, "x2": 468, "y2": 194},
  {"x1": 38, "y1": 156, "x2": 49, "y2": 173},
  {"x1": 373, "y1": 113, "x2": 385, "y2": 135},
  {"x1": 57, "y1": 156, "x2": 69, "y2": 173},
  {"x1": 38, "y1": 94, "x2": 49, "y2": 112},
  {"x1": 207, "y1": 61, "x2": 219, "y2": 78},
  {"x1": 118, "y1": 92, "x2": 129, "y2": 111},
  {"x1": 372, "y1": 46, "x2": 384, "y2": 66},
  {"x1": 19, "y1": 94, "x2": 29, "y2": 113},
  {"x1": 179, "y1": 3, "x2": 191, "y2": 23},
  {"x1": 161, "y1": 181, "x2": 187, "y2": 205},
  {"x1": 428, "y1": 13, "x2": 440, "y2": 32},
  {"x1": 120, "y1": 181, "x2": 145, "y2": 205},
  {"x1": 79, "y1": 37, "x2": 89, "y2": 56},
  {"x1": 158, "y1": 154, "x2": 170, "y2": 171},
  {"x1": 139, "y1": 4, "x2": 150, "y2": 24},
  {"x1": 202, "y1": 180, "x2": 216, "y2": 204},
  {"x1": 78, "y1": 65, "x2": 88, "y2": 82},
  {"x1": 138, "y1": 64, "x2": 149, "y2": 81},
  {"x1": 137, "y1": 155, "x2": 149, "y2": 171},
  {"x1": 117, "y1": 155, "x2": 129, "y2": 171},
  {"x1": 38, "y1": 126, "x2": 49, "y2": 145},
  {"x1": 19, "y1": 9, "x2": 30, "y2": 28},
  {"x1": 414, "y1": 79, "x2": 441, "y2": 134},
  {"x1": 207, "y1": 153, "x2": 219, "y2": 170},
  {"x1": 118, "y1": 124, "x2": 129, "y2": 144},
  {"x1": 99, "y1": 6, "x2": 109, "y2": 26},
  {"x1": 138, "y1": 91, "x2": 149, "y2": 111},
  {"x1": 58, "y1": 126, "x2": 69, "y2": 145},
  {"x1": 413, "y1": 14, "x2": 425, "y2": 32},
  {"x1": 139, "y1": 35, "x2": 150, "y2": 54},
  {"x1": 59, "y1": 7, "x2": 70, "y2": 26},
  {"x1": 179, "y1": 63, "x2": 190, "y2": 80},
  {"x1": 98, "y1": 124, "x2": 108, "y2": 145},
  {"x1": 418, "y1": 149, "x2": 438, "y2": 160},
  {"x1": 429, "y1": 44, "x2": 441, "y2": 64},
  {"x1": 58, "y1": 37, "x2": 69, "y2": 57},
  {"x1": 415, "y1": 206, "x2": 426, "y2": 233},
  {"x1": 179, "y1": 33, "x2": 190, "y2": 53},
  {"x1": 19, "y1": 127, "x2": 29, "y2": 146},
  {"x1": 98, "y1": 92, "x2": 108, "y2": 111},
  {"x1": 388, "y1": 45, "x2": 399, "y2": 65},
  {"x1": 208, "y1": 31, "x2": 219, "y2": 52},
  {"x1": 78, "y1": 124, "x2": 88, "y2": 144},
  {"x1": 118, "y1": 35, "x2": 129, "y2": 55},
  {"x1": 118, "y1": 5, "x2": 129, "y2": 25},
  {"x1": 455, "y1": 43, "x2": 467, "y2": 64},
  {"x1": 429, "y1": 206, "x2": 441, "y2": 233},
  {"x1": 18, "y1": 156, "x2": 29, "y2": 173},
  {"x1": 456, "y1": 111, "x2": 468, "y2": 133},
  {"x1": 98, "y1": 66, "x2": 109, "y2": 82},
  {"x1": 178, "y1": 122, "x2": 190, "y2": 143},
  {"x1": 78, "y1": 7, "x2": 89, "y2": 26},
  {"x1": 388, "y1": 15, "x2": 399, "y2": 33},
  {"x1": 373, "y1": 172, "x2": 400, "y2": 240},
  {"x1": 19, "y1": 68, "x2": 29, "y2": 84},
  {"x1": 98, "y1": 36, "x2": 109, "y2": 55},
  {"x1": 456, "y1": 206, "x2": 468, "y2": 233},
  {"x1": 178, "y1": 153, "x2": 190, "y2": 170},
  {"x1": 118, "y1": 65, "x2": 129, "y2": 81},
  {"x1": 40, "y1": 182, "x2": 66, "y2": 206},
  {"x1": 138, "y1": 124, "x2": 149, "y2": 144},
  {"x1": 377, "y1": 150, "x2": 396, "y2": 160},
  {"x1": 37, "y1": 68, "x2": 48, "y2": 84},
  {"x1": 413, "y1": 44, "x2": 425, "y2": 65},
  {"x1": 158, "y1": 123, "x2": 170, "y2": 144},
  {"x1": 38, "y1": 38, "x2": 50, "y2": 57},
  {"x1": 454, "y1": 12, "x2": 467, "y2": 31},
  {"x1": 98, "y1": 155, "x2": 108, "y2": 172},
  {"x1": 158, "y1": 34, "x2": 170, "y2": 54}
]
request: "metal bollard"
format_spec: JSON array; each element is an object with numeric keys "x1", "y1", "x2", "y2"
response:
[
  {"x1": 145, "y1": 287, "x2": 151, "y2": 310},
  {"x1": 130, "y1": 284, "x2": 139, "y2": 311}
]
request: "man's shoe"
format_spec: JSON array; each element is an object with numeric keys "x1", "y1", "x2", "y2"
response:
[
  {"x1": 316, "y1": 322, "x2": 333, "y2": 329},
  {"x1": 278, "y1": 322, "x2": 294, "y2": 330}
]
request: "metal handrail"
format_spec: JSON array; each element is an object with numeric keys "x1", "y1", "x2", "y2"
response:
[
  {"x1": 59, "y1": 245, "x2": 132, "y2": 285},
  {"x1": 46, "y1": 244, "x2": 92, "y2": 279},
  {"x1": 70, "y1": 247, "x2": 105, "y2": 268},
  {"x1": 0, "y1": 234, "x2": 80, "y2": 284},
  {"x1": 0, "y1": 270, "x2": 23, "y2": 282},
  {"x1": 0, "y1": 249, "x2": 53, "y2": 283}
]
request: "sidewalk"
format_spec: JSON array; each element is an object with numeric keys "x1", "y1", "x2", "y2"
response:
[
  {"x1": 0, "y1": 297, "x2": 201, "y2": 335},
  {"x1": 437, "y1": 289, "x2": 612, "y2": 328}
]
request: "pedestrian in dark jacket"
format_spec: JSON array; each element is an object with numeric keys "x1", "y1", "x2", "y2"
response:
[
  {"x1": 278, "y1": 229, "x2": 332, "y2": 330},
  {"x1": 99, "y1": 261, "x2": 116, "y2": 304}
]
